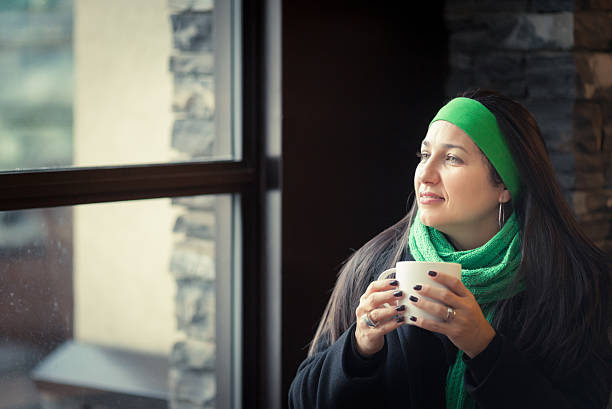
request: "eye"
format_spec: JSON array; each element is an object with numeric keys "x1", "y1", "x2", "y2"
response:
[
  {"x1": 416, "y1": 151, "x2": 429, "y2": 162},
  {"x1": 446, "y1": 154, "x2": 462, "y2": 164}
]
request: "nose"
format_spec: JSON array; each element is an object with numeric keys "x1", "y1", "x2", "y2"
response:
[{"x1": 417, "y1": 159, "x2": 440, "y2": 185}]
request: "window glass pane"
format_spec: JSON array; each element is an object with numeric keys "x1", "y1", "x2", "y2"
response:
[
  {"x1": 0, "y1": 0, "x2": 240, "y2": 171},
  {"x1": 0, "y1": 0, "x2": 73, "y2": 170},
  {"x1": 0, "y1": 194, "x2": 239, "y2": 408}
]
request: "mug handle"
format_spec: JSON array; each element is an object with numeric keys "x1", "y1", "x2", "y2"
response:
[
  {"x1": 377, "y1": 267, "x2": 396, "y2": 281},
  {"x1": 377, "y1": 268, "x2": 397, "y2": 309}
]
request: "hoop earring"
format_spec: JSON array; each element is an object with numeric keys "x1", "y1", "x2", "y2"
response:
[{"x1": 498, "y1": 202, "x2": 504, "y2": 229}]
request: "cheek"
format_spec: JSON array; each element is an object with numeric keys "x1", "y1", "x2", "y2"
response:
[
  {"x1": 413, "y1": 168, "x2": 421, "y2": 188},
  {"x1": 446, "y1": 173, "x2": 493, "y2": 204}
]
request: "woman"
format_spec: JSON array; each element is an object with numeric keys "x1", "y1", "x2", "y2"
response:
[{"x1": 288, "y1": 89, "x2": 612, "y2": 409}]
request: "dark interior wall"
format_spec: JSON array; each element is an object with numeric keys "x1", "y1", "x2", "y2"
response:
[{"x1": 280, "y1": 0, "x2": 448, "y2": 401}]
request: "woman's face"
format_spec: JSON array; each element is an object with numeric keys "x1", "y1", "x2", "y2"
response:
[{"x1": 414, "y1": 120, "x2": 510, "y2": 248}]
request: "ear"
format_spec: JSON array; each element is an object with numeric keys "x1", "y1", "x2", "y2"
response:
[{"x1": 498, "y1": 187, "x2": 511, "y2": 204}]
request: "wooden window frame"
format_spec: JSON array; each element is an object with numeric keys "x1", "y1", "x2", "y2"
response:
[{"x1": 0, "y1": 0, "x2": 270, "y2": 407}]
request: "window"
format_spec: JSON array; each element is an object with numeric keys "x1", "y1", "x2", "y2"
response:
[{"x1": 0, "y1": 1, "x2": 264, "y2": 408}]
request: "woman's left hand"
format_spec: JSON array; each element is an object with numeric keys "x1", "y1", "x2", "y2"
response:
[{"x1": 407, "y1": 270, "x2": 495, "y2": 358}]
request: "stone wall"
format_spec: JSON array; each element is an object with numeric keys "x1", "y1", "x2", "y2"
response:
[
  {"x1": 445, "y1": 0, "x2": 612, "y2": 251},
  {"x1": 168, "y1": 1, "x2": 217, "y2": 409},
  {"x1": 573, "y1": 0, "x2": 612, "y2": 251}
]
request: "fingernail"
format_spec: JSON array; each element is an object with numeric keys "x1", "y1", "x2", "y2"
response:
[
  {"x1": 409, "y1": 316, "x2": 417, "y2": 322},
  {"x1": 389, "y1": 280, "x2": 399, "y2": 286},
  {"x1": 395, "y1": 304, "x2": 406, "y2": 311},
  {"x1": 393, "y1": 290, "x2": 403, "y2": 297},
  {"x1": 413, "y1": 285, "x2": 422, "y2": 291},
  {"x1": 395, "y1": 315, "x2": 405, "y2": 323},
  {"x1": 428, "y1": 270, "x2": 437, "y2": 277},
  {"x1": 409, "y1": 295, "x2": 418, "y2": 302}
]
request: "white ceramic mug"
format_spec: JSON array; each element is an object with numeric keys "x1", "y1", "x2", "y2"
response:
[{"x1": 378, "y1": 261, "x2": 461, "y2": 322}]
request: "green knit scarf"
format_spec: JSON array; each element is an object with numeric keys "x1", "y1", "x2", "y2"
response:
[{"x1": 408, "y1": 211, "x2": 523, "y2": 409}]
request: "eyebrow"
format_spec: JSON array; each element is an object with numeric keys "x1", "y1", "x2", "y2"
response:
[{"x1": 421, "y1": 140, "x2": 469, "y2": 154}]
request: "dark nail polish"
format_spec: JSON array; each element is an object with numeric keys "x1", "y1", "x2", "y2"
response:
[
  {"x1": 389, "y1": 280, "x2": 399, "y2": 286},
  {"x1": 409, "y1": 295, "x2": 418, "y2": 302},
  {"x1": 409, "y1": 316, "x2": 417, "y2": 322},
  {"x1": 393, "y1": 290, "x2": 403, "y2": 297},
  {"x1": 395, "y1": 315, "x2": 405, "y2": 323},
  {"x1": 413, "y1": 285, "x2": 422, "y2": 291},
  {"x1": 395, "y1": 304, "x2": 406, "y2": 312},
  {"x1": 428, "y1": 270, "x2": 437, "y2": 277}
]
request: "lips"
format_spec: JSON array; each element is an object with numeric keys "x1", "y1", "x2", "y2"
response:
[
  {"x1": 419, "y1": 192, "x2": 445, "y2": 204},
  {"x1": 419, "y1": 192, "x2": 444, "y2": 200}
]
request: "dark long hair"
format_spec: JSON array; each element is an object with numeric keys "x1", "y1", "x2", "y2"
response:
[{"x1": 308, "y1": 89, "x2": 612, "y2": 376}]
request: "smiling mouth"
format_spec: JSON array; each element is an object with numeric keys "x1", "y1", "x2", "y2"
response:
[
  {"x1": 420, "y1": 193, "x2": 444, "y2": 199},
  {"x1": 419, "y1": 193, "x2": 445, "y2": 203}
]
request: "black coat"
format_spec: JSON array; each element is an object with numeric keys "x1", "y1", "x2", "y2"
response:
[{"x1": 289, "y1": 264, "x2": 612, "y2": 409}]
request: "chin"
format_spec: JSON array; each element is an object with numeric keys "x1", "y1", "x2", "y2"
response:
[
  {"x1": 418, "y1": 211, "x2": 453, "y2": 235},
  {"x1": 418, "y1": 210, "x2": 442, "y2": 228}
]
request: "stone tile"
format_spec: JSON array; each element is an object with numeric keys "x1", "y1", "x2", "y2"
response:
[
  {"x1": 175, "y1": 282, "x2": 215, "y2": 339},
  {"x1": 168, "y1": 368, "x2": 215, "y2": 406},
  {"x1": 170, "y1": 54, "x2": 214, "y2": 75},
  {"x1": 171, "y1": 119, "x2": 215, "y2": 156},
  {"x1": 556, "y1": 172, "x2": 576, "y2": 190},
  {"x1": 172, "y1": 196, "x2": 216, "y2": 211},
  {"x1": 448, "y1": 12, "x2": 573, "y2": 51},
  {"x1": 170, "y1": 399, "x2": 215, "y2": 409},
  {"x1": 602, "y1": 103, "x2": 612, "y2": 186},
  {"x1": 600, "y1": 101, "x2": 612, "y2": 148},
  {"x1": 473, "y1": 52, "x2": 526, "y2": 97},
  {"x1": 504, "y1": 13, "x2": 574, "y2": 50},
  {"x1": 606, "y1": 165, "x2": 612, "y2": 188},
  {"x1": 526, "y1": 52, "x2": 575, "y2": 98},
  {"x1": 184, "y1": 321, "x2": 215, "y2": 341},
  {"x1": 575, "y1": 170, "x2": 606, "y2": 188},
  {"x1": 448, "y1": 13, "x2": 518, "y2": 51},
  {"x1": 171, "y1": 12, "x2": 213, "y2": 52},
  {"x1": 170, "y1": 239, "x2": 215, "y2": 280},
  {"x1": 549, "y1": 151, "x2": 575, "y2": 174},
  {"x1": 531, "y1": 0, "x2": 574, "y2": 11},
  {"x1": 603, "y1": 103, "x2": 612, "y2": 141},
  {"x1": 523, "y1": 99, "x2": 574, "y2": 153},
  {"x1": 169, "y1": 0, "x2": 214, "y2": 12},
  {"x1": 575, "y1": 151, "x2": 605, "y2": 172},
  {"x1": 173, "y1": 210, "x2": 216, "y2": 240},
  {"x1": 171, "y1": 339, "x2": 215, "y2": 370},
  {"x1": 445, "y1": 0, "x2": 529, "y2": 14},
  {"x1": 574, "y1": 101, "x2": 603, "y2": 154},
  {"x1": 173, "y1": 74, "x2": 215, "y2": 119},
  {"x1": 574, "y1": 12, "x2": 612, "y2": 50},
  {"x1": 575, "y1": 52, "x2": 612, "y2": 99},
  {"x1": 576, "y1": 213, "x2": 611, "y2": 239},
  {"x1": 572, "y1": 190, "x2": 610, "y2": 215},
  {"x1": 574, "y1": 0, "x2": 590, "y2": 10},
  {"x1": 586, "y1": 0, "x2": 612, "y2": 10}
]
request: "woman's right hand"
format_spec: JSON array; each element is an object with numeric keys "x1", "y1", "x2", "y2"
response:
[{"x1": 354, "y1": 278, "x2": 406, "y2": 357}]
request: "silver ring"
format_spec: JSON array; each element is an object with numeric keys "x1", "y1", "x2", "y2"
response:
[
  {"x1": 361, "y1": 312, "x2": 378, "y2": 328},
  {"x1": 445, "y1": 307, "x2": 456, "y2": 322}
]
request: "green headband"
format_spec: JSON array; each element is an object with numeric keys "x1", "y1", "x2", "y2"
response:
[{"x1": 429, "y1": 97, "x2": 521, "y2": 199}]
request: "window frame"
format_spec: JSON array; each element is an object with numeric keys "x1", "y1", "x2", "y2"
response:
[{"x1": 0, "y1": 0, "x2": 269, "y2": 407}]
